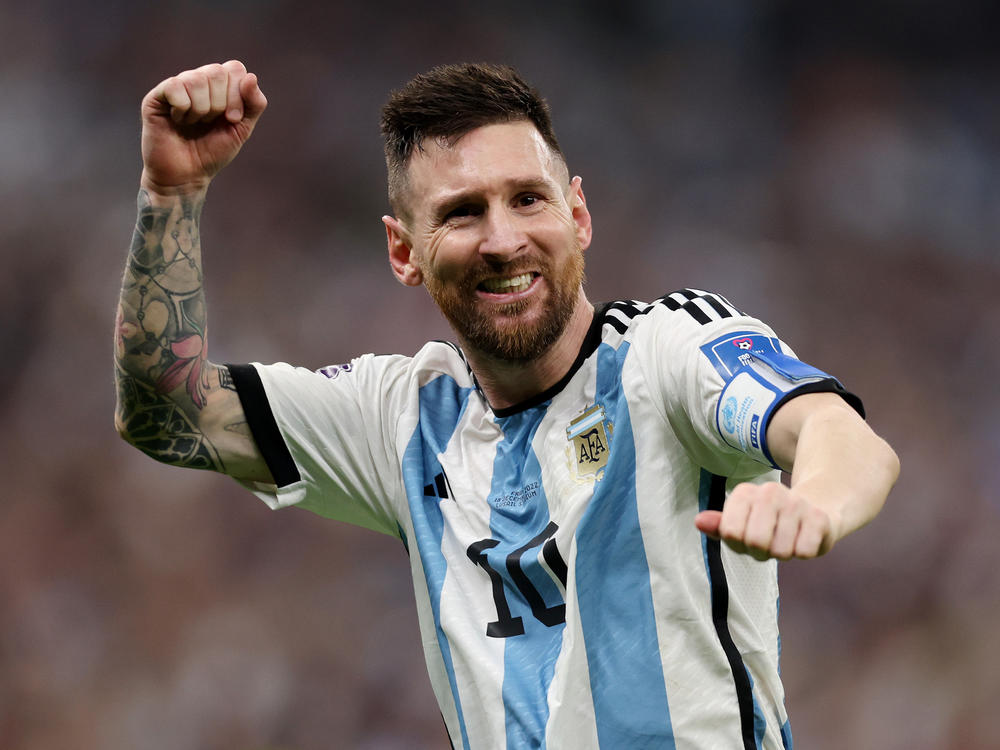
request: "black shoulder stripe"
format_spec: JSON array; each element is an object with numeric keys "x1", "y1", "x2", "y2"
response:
[
  {"x1": 604, "y1": 314, "x2": 630, "y2": 335},
  {"x1": 699, "y1": 293, "x2": 736, "y2": 319},
  {"x1": 657, "y1": 292, "x2": 712, "y2": 324},
  {"x1": 226, "y1": 364, "x2": 301, "y2": 488},
  {"x1": 606, "y1": 299, "x2": 645, "y2": 317},
  {"x1": 599, "y1": 289, "x2": 741, "y2": 335},
  {"x1": 659, "y1": 294, "x2": 682, "y2": 312},
  {"x1": 656, "y1": 289, "x2": 739, "y2": 325},
  {"x1": 602, "y1": 300, "x2": 644, "y2": 334},
  {"x1": 681, "y1": 299, "x2": 712, "y2": 325}
]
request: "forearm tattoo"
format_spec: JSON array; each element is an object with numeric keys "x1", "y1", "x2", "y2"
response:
[{"x1": 115, "y1": 189, "x2": 225, "y2": 470}]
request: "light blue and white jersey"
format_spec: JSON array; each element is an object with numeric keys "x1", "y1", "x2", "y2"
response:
[{"x1": 229, "y1": 289, "x2": 862, "y2": 750}]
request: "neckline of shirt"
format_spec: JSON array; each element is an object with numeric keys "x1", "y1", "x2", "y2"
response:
[{"x1": 472, "y1": 301, "x2": 612, "y2": 419}]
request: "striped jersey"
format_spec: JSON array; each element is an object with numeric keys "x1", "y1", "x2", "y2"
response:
[{"x1": 229, "y1": 289, "x2": 862, "y2": 750}]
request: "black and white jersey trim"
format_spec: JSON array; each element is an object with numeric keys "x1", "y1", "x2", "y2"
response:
[
  {"x1": 658, "y1": 289, "x2": 742, "y2": 325},
  {"x1": 704, "y1": 472, "x2": 760, "y2": 750},
  {"x1": 226, "y1": 363, "x2": 301, "y2": 487},
  {"x1": 603, "y1": 299, "x2": 653, "y2": 334},
  {"x1": 602, "y1": 289, "x2": 743, "y2": 334}
]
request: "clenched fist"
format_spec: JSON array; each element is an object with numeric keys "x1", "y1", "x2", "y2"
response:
[
  {"x1": 140, "y1": 60, "x2": 268, "y2": 194},
  {"x1": 694, "y1": 481, "x2": 839, "y2": 561}
]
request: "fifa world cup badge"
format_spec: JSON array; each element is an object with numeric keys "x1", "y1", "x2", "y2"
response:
[{"x1": 565, "y1": 404, "x2": 614, "y2": 483}]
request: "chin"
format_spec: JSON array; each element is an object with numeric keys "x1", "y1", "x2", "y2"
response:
[{"x1": 464, "y1": 303, "x2": 574, "y2": 362}]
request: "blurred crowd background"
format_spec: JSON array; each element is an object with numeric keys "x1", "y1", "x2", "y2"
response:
[{"x1": 1, "y1": 1, "x2": 997, "y2": 748}]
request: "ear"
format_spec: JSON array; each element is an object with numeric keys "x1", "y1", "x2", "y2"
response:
[
  {"x1": 383, "y1": 215, "x2": 423, "y2": 287},
  {"x1": 568, "y1": 176, "x2": 592, "y2": 251}
]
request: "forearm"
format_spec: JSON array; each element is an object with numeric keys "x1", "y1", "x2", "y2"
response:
[
  {"x1": 114, "y1": 187, "x2": 225, "y2": 468},
  {"x1": 787, "y1": 401, "x2": 900, "y2": 544},
  {"x1": 696, "y1": 394, "x2": 899, "y2": 560}
]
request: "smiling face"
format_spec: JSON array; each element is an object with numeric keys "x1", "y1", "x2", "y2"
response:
[{"x1": 384, "y1": 121, "x2": 592, "y2": 362}]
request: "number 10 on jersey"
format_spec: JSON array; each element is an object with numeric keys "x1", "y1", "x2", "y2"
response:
[{"x1": 466, "y1": 521, "x2": 568, "y2": 638}]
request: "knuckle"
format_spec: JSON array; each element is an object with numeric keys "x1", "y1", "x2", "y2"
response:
[
  {"x1": 159, "y1": 80, "x2": 191, "y2": 111},
  {"x1": 794, "y1": 532, "x2": 820, "y2": 558},
  {"x1": 177, "y1": 69, "x2": 202, "y2": 86},
  {"x1": 159, "y1": 77, "x2": 181, "y2": 100},
  {"x1": 804, "y1": 506, "x2": 829, "y2": 529},
  {"x1": 197, "y1": 62, "x2": 225, "y2": 76},
  {"x1": 717, "y1": 516, "x2": 741, "y2": 540},
  {"x1": 762, "y1": 482, "x2": 787, "y2": 503},
  {"x1": 759, "y1": 492, "x2": 781, "y2": 512},
  {"x1": 769, "y1": 538, "x2": 791, "y2": 557},
  {"x1": 725, "y1": 491, "x2": 751, "y2": 513}
]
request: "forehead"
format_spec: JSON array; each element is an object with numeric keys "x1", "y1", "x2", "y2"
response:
[{"x1": 405, "y1": 121, "x2": 562, "y2": 211}]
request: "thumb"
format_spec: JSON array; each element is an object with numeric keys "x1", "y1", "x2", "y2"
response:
[
  {"x1": 694, "y1": 510, "x2": 723, "y2": 538},
  {"x1": 239, "y1": 73, "x2": 268, "y2": 123}
]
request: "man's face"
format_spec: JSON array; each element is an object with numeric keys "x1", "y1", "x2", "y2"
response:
[{"x1": 386, "y1": 121, "x2": 592, "y2": 362}]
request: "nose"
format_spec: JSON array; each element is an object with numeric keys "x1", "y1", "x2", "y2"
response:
[{"x1": 478, "y1": 205, "x2": 526, "y2": 262}]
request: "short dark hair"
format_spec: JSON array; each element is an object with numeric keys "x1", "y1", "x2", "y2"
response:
[{"x1": 380, "y1": 62, "x2": 565, "y2": 217}]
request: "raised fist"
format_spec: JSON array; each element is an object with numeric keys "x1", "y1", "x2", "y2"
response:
[{"x1": 139, "y1": 60, "x2": 268, "y2": 193}]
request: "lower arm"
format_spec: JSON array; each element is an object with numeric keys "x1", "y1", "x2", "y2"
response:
[
  {"x1": 790, "y1": 403, "x2": 900, "y2": 543},
  {"x1": 115, "y1": 188, "x2": 211, "y2": 435}
]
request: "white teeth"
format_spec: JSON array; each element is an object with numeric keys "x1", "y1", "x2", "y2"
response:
[{"x1": 482, "y1": 273, "x2": 533, "y2": 294}]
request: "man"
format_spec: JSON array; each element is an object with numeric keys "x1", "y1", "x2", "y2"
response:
[{"x1": 115, "y1": 60, "x2": 899, "y2": 749}]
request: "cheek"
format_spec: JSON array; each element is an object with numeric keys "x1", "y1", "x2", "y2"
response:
[
  {"x1": 537, "y1": 219, "x2": 580, "y2": 258},
  {"x1": 536, "y1": 205, "x2": 580, "y2": 244},
  {"x1": 422, "y1": 229, "x2": 472, "y2": 279}
]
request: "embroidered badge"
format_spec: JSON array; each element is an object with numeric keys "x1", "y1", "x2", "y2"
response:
[{"x1": 565, "y1": 404, "x2": 614, "y2": 483}]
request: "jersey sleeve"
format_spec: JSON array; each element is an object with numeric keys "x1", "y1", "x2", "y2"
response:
[
  {"x1": 636, "y1": 290, "x2": 864, "y2": 478},
  {"x1": 226, "y1": 354, "x2": 410, "y2": 536}
]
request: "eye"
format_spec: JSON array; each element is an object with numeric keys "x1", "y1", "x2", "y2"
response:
[
  {"x1": 443, "y1": 203, "x2": 482, "y2": 223},
  {"x1": 515, "y1": 193, "x2": 542, "y2": 209}
]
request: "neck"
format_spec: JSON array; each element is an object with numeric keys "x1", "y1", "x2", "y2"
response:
[{"x1": 461, "y1": 291, "x2": 595, "y2": 411}]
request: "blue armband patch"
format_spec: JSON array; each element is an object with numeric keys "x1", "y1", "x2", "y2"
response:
[
  {"x1": 701, "y1": 331, "x2": 838, "y2": 468},
  {"x1": 701, "y1": 332, "x2": 781, "y2": 379}
]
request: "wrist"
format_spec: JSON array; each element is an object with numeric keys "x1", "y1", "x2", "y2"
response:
[{"x1": 139, "y1": 170, "x2": 211, "y2": 202}]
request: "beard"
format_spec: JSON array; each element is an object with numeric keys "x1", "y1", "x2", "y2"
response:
[{"x1": 423, "y1": 246, "x2": 585, "y2": 363}]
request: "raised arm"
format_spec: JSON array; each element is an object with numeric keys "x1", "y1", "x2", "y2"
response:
[
  {"x1": 695, "y1": 392, "x2": 900, "y2": 560},
  {"x1": 114, "y1": 61, "x2": 273, "y2": 483}
]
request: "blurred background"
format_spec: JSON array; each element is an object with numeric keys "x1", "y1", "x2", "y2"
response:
[{"x1": 1, "y1": 0, "x2": 998, "y2": 748}]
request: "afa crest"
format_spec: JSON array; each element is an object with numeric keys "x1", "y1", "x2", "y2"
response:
[{"x1": 565, "y1": 404, "x2": 614, "y2": 483}]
